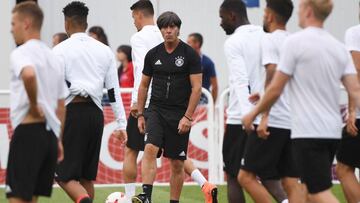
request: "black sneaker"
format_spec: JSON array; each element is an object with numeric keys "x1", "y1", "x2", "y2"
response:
[{"x1": 132, "y1": 193, "x2": 150, "y2": 203}]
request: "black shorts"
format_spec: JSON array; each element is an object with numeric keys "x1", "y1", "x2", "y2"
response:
[
  {"x1": 222, "y1": 124, "x2": 247, "y2": 178},
  {"x1": 56, "y1": 102, "x2": 104, "y2": 182},
  {"x1": 241, "y1": 126, "x2": 298, "y2": 180},
  {"x1": 292, "y1": 138, "x2": 339, "y2": 194},
  {"x1": 6, "y1": 123, "x2": 58, "y2": 201},
  {"x1": 144, "y1": 106, "x2": 189, "y2": 160},
  {"x1": 337, "y1": 119, "x2": 360, "y2": 168},
  {"x1": 126, "y1": 114, "x2": 145, "y2": 151}
]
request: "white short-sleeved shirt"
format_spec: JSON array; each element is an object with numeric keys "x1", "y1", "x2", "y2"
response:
[
  {"x1": 53, "y1": 33, "x2": 127, "y2": 130},
  {"x1": 130, "y1": 25, "x2": 164, "y2": 107},
  {"x1": 278, "y1": 27, "x2": 357, "y2": 139},
  {"x1": 262, "y1": 30, "x2": 291, "y2": 129},
  {"x1": 10, "y1": 39, "x2": 68, "y2": 137},
  {"x1": 224, "y1": 24, "x2": 265, "y2": 124},
  {"x1": 344, "y1": 25, "x2": 360, "y2": 118}
]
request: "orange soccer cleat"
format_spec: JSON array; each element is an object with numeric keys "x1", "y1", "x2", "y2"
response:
[{"x1": 201, "y1": 182, "x2": 218, "y2": 203}]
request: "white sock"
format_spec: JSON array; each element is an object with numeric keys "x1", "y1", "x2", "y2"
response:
[
  {"x1": 191, "y1": 169, "x2": 207, "y2": 188},
  {"x1": 125, "y1": 183, "x2": 136, "y2": 203},
  {"x1": 281, "y1": 199, "x2": 289, "y2": 203}
]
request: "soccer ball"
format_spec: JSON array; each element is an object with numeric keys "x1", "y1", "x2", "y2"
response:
[{"x1": 105, "y1": 192, "x2": 127, "y2": 203}]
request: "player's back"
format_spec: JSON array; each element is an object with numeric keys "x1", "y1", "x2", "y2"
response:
[
  {"x1": 10, "y1": 39, "x2": 65, "y2": 136},
  {"x1": 53, "y1": 33, "x2": 114, "y2": 103},
  {"x1": 280, "y1": 27, "x2": 353, "y2": 139}
]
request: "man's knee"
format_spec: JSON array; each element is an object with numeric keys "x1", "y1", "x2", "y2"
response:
[
  {"x1": 336, "y1": 162, "x2": 354, "y2": 180},
  {"x1": 238, "y1": 169, "x2": 255, "y2": 187},
  {"x1": 171, "y1": 160, "x2": 184, "y2": 174},
  {"x1": 125, "y1": 147, "x2": 139, "y2": 160},
  {"x1": 143, "y1": 144, "x2": 159, "y2": 159}
]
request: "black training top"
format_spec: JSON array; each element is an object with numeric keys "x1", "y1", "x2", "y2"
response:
[{"x1": 143, "y1": 40, "x2": 202, "y2": 110}]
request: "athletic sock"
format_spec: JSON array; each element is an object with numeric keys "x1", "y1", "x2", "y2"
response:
[
  {"x1": 170, "y1": 200, "x2": 179, "y2": 203},
  {"x1": 142, "y1": 184, "x2": 153, "y2": 201},
  {"x1": 281, "y1": 200, "x2": 289, "y2": 203},
  {"x1": 125, "y1": 183, "x2": 136, "y2": 202},
  {"x1": 76, "y1": 195, "x2": 92, "y2": 203},
  {"x1": 191, "y1": 169, "x2": 207, "y2": 188}
]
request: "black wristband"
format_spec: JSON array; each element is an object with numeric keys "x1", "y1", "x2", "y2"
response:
[{"x1": 184, "y1": 115, "x2": 193, "y2": 122}]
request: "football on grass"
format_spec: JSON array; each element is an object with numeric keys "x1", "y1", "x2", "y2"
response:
[{"x1": 105, "y1": 192, "x2": 127, "y2": 203}]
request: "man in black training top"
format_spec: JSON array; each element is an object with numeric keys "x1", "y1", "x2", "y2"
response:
[{"x1": 132, "y1": 11, "x2": 203, "y2": 203}]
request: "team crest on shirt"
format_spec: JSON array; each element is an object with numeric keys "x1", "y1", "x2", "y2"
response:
[{"x1": 175, "y1": 56, "x2": 185, "y2": 67}]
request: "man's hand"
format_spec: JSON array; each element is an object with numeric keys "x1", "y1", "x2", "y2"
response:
[
  {"x1": 257, "y1": 115, "x2": 270, "y2": 139},
  {"x1": 138, "y1": 116, "x2": 146, "y2": 134},
  {"x1": 178, "y1": 117, "x2": 192, "y2": 135},
  {"x1": 346, "y1": 112, "x2": 358, "y2": 137},
  {"x1": 242, "y1": 111, "x2": 256, "y2": 135},
  {"x1": 57, "y1": 140, "x2": 64, "y2": 163},
  {"x1": 29, "y1": 103, "x2": 44, "y2": 119},
  {"x1": 130, "y1": 103, "x2": 138, "y2": 117},
  {"x1": 114, "y1": 130, "x2": 128, "y2": 144},
  {"x1": 249, "y1": 93, "x2": 261, "y2": 104}
]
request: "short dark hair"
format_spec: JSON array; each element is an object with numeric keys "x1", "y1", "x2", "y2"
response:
[
  {"x1": 12, "y1": 1, "x2": 43, "y2": 30},
  {"x1": 220, "y1": 0, "x2": 248, "y2": 19},
  {"x1": 89, "y1": 26, "x2": 109, "y2": 45},
  {"x1": 54, "y1": 32, "x2": 68, "y2": 42},
  {"x1": 189, "y1": 33, "x2": 203, "y2": 48},
  {"x1": 130, "y1": 0, "x2": 154, "y2": 17},
  {"x1": 157, "y1": 11, "x2": 182, "y2": 29},
  {"x1": 266, "y1": 0, "x2": 293, "y2": 24},
  {"x1": 63, "y1": 1, "x2": 89, "y2": 28}
]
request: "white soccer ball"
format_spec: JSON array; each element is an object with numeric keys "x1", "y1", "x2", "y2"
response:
[{"x1": 105, "y1": 192, "x2": 127, "y2": 203}]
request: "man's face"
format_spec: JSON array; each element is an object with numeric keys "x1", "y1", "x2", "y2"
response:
[
  {"x1": 219, "y1": 8, "x2": 235, "y2": 35},
  {"x1": 11, "y1": 12, "x2": 26, "y2": 46},
  {"x1": 132, "y1": 10, "x2": 142, "y2": 31},
  {"x1": 160, "y1": 25, "x2": 179, "y2": 43},
  {"x1": 187, "y1": 36, "x2": 199, "y2": 50}
]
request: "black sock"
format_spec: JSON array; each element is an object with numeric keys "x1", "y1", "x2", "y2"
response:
[
  {"x1": 170, "y1": 200, "x2": 179, "y2": 203},
  {"x1": 78, "y1": 197, "x2": 92, "y2": 203},
  {"x1": 142, "y1": 184, "x2": 153, "y2": 201}
]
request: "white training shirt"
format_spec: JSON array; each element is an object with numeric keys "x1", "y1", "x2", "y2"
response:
[
  {"x1": 130, "y1": 25, "x2": 164, "y2": 107},
  {"x1": 224, "y1": 24, "x2": 265, "y2": 125},
  {"x1": 10, "y1": 39, "x2": 68, "y2": 137},
  {"x1": 53, "y1": 32, "x2": 127, "y2": 130},
  {"x1": 278, "y1": 27, "x2": 357, "y2": 139},
  {"x1": 344, "y1": 25, "x2": 360, "y2": 118},
  {"x1": 262, "y1": 30, "x2": 291, "y2": 129}
]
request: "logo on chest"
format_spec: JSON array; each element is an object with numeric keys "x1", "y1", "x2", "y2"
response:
[{"x1": 175, "y1": 56, "x2": 185, "y2": 67}]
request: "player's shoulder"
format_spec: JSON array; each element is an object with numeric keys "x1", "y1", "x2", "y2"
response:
[
  {"x1": 345, "y1": 25, "x2": 360, "y2": 38},
  {"x1": 146, "y1": 42, "x2": 164, "y2": 57}
]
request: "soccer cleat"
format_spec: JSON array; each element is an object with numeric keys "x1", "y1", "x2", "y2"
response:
[
  {"x1": 131, "y1": 193, "x2": 150, "y2": 203},
  {"x1": 201, "y1": 182, "x2": 218, "y2": 203}
]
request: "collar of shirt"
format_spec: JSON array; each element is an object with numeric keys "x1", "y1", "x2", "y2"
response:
[
  {"x1": 70, "y1": 32, "x2": 89, "y2": 39},
  {"x1": 234, "y1": 24, "x2": 258, "y2": 34}
]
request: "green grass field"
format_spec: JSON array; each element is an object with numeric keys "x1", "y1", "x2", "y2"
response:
[{"x1": 0, "y1": 184, "x2": 346, "y2": 203}]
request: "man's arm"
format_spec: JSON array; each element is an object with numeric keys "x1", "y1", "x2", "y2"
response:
[
  {"x1": 137, "y1": 74, "x2": 151, "y2": 134},
  {"x1": 345, "y1": 51, "x2": 360, "y2": 136},
  {"x1": 56, "y1": 99, "x2": 65, "y2": 162},
  {"x1": 242, "y1": 71, "x2": 290, "y2": 133},
  {"x1": 130, "y1": 36, "x2": 149, "y2": 111},
  {"x1": 256, "y1": 64, "x2": 277, "y2": 138},
  {"x1": 21, "y1": 66, "x2": 44, "y2": 120},
  {"x1": 210, "y1": 76, "x2": 218, "y2": 102},
  {"x1": 104, "y1": 54, "x2": 127, "y2": 143},
  {"x1": 178, "y1": 73, "x2": 202, "y2": 134}
]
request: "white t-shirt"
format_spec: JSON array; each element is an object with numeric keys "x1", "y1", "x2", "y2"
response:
[
  {"x1": 130, "y1": 25, "x2": 164, "y2": 107},
  {"x1": 53, "y1": 32, "x2": 127, "y2": 130},
  {"x1": 224, "y1": 24, "x2": 264, "y2": 124},
  {"x1": 344, "y1": 25, "x2": 360, "y2": 118},
  {"x1": 262, "y1": 30, "x2": 291, "y2": 129},
  {"x1": 10, "y1": 39, "x2": 68, "y2": 137},
  {"x1": 279, "y1": 27, "x2": 357, "y2": 139}
]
